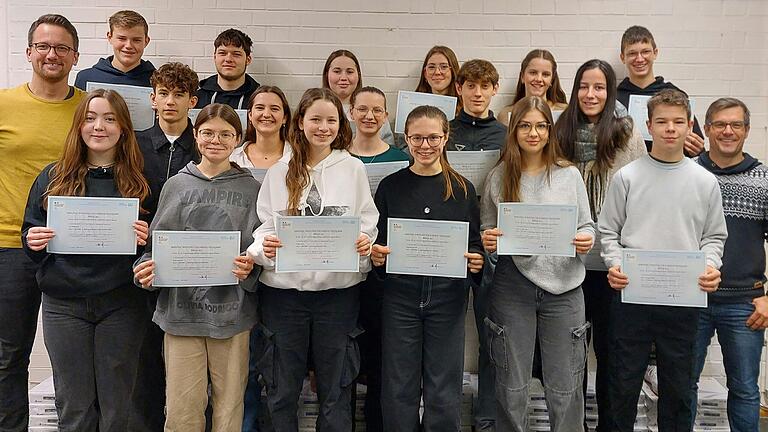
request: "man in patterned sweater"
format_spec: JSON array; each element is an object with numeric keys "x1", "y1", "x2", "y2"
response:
[{"x1": 691, "y1": 97, "x2": 768, "y2": 432}]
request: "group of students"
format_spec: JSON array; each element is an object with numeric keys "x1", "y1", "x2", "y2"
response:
[{"x1": 1, "y1": 9, "x2": 766, "y2": 432}]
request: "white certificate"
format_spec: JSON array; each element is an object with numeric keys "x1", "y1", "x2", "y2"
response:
[
  {"x1": 394, "y1": 91, "x2": 457, "y2": 133},
  {"x1": 621, "y1": 249, "x2": 707, "y2": 307},
  {"x1": 497, "y1": 203, "x2": 577, "y2": 257},
  {"x1": 46, "y1": 196, "x2": 139, "y2": 255},
  {"x1": 189, "y1": 108, "x2": 248, "y2": 132},
  {"x1": 446, "y1": 150, "x2": 500, "y2": 193},
  {"x1": 275, "y1": 216, "x2": 361, "y2": 273},
  {"x1": 247, "y1": 168, "x2": 268, "y2": 183},
  {"x1": 152, "y1": 231, "x2": 240, "y2": 287},
  {"x1": 386, "y1": 218, "x2": 469, "y2": 278},
  {"x1": 364, "y1": 161, "x2": 409, "y2": 195},
  {"x1": 86, "y1": 82, "x2": 154, "y2": 131},
  {"x1": 628, "y1": 95, "x2": 653, "y2": 141}
]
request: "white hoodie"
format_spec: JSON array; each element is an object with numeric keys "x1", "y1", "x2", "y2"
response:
[{"x1": 248, "y1": 149, "x2": 379, "y2": 291}]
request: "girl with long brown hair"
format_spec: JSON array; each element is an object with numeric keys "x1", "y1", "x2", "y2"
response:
[
  {"x1": 247, "y1": 88, "x2": 378, "y2": 431},
  {"x1": 369, "y1": 105, "x2": 484, "y2": 431},
  {"x1": 21, "y1": 89, "x2": 150, "y2": 430},
  {"x1": 481, "y1": 96, "x2": 594, "y2": 431}
]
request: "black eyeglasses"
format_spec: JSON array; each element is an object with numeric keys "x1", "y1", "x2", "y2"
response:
[{"x1": 29, "y1": 43, "x2": 75, "y2": 56}]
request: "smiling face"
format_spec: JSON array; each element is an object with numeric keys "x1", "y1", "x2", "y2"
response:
[
  {"x1": 647, "y1": 104, "x2": 691, "y2": 159},
  {"x1": 578, "y1": 67, "x2": 608, "y2": 123},
  {"x1": 326, "y1": 56, "x2": 360, "y2": 102},
  {"x1": 299, "y1": 100, "x2": 340, "y2": 157},
  {"x1": 81, "y1": 97, "x2": 122, "y2": 162},
  {"x1": 424, "y1": 53, "x2": 453, "y2": 95},
  {"x1": 621, "y1": 41, "x2": 658, "y2": 81},
  {"x1": 457, "y1": 79, "x2": 498, "y2": 118},
  {"x1": 406, "y1": 116, "x2": 446, "y2": 171},
  {"x1": 214, "y1": 43, "x2": 252, "y2": 82},
  {"x1": 151, "y1": 85, "x2": 197, "y2": 125},
  {"x1": 107, "y1": 25, "x2": 149, "y2": 72},
  {"x1": 705, "y1": 106, "x2": 750, "y2": 161},
  {"x1": 515, "y1": 109, "x2": 550, "y2": 158},
  {"x1": 522, "y1": 57, "x2": 554, "y2": 99},
  {"x1": 27, "y1": 24, "x2": 79, "y2": 83},
  {"x1": 350, "y1": 91, "x2": 387, "y2": 137},
  {"x1": 248, "y1": 92, "x2": 286, "y2": 139},
  {"x1": 195, "y1": 117, "x2": 240, "y2": 164}
]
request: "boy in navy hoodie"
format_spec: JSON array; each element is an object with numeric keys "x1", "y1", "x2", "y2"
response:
[
  {"x1": 196, "y1": 29, "x2": 260, "y2": 110},
  {"x1": 74, "y1": 10, "x2": 155, "y2": 89}
]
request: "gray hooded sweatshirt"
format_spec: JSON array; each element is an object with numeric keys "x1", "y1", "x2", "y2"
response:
[{"x1": 136, "y1": 162, "x2": 262, "y2": 338}]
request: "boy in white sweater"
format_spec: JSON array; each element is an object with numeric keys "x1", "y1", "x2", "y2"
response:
[{"x1": 598, "y1": 89, "x2": 727, "y2": 431}]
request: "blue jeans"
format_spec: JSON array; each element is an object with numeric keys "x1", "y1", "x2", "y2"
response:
[{"x1": 691, "y1": 302, "x2": 764, "y2": 432}]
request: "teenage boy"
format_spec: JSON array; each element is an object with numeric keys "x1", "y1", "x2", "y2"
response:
[
  {"x1": 447, "y1": 59, "x2": 506, "y2": 152},
  {"x1": 0, "y1": 14, "x2": 84, "y2": 431},
  {"x1": 196, "y1": 28, "x2": 260, "y2": 110},
  {"x1": 690, "y1": 98, "x2": 768, "y2": 431},
  {"x1": 447, "y1": 58, "x2": 505, "y2": 431},
  {"x1": 130, "y1": 62, "x2": 200, "y2": 431},
  {"x1": 74, "y1": 10, "x2": 154, "y2": 89},
  {"x1": 617, "y1": 25, "x2": 704, "y2": 156},
  {"x1": 599, "y1": 89, "x2": 727, "y2": 431}
]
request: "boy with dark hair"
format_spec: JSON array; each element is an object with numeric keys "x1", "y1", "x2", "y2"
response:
[
  {"x1": 74, "y1": 10, "x2": 154, "y2": 89},
  {"x1": 130, "y1": 62, "x2": 200, "y2": 431},
  {"x1": 196, "y1": 28, "x2": 260, "y2": 109},
  {"x1": 599, "y1": 89, "x2": 727, "y2": 431},
  {"x1": 617, "y1": 25, "x2": 704, "y2": 155}
]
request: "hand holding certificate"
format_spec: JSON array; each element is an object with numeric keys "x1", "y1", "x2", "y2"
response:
[
  {"x1": 496, "y1": 203, "x2": 578, "y2": 256},
  {"x1": 619, "y1": 249, "x2": 708, "y2": 307},
  {"x1": 151, "y1": 231, "x2": 241, "y2": 287},
  {"x1": 384, "y1": 218, "x2": 469, "y2": 278},
  {"x1": 45, "y1": 196, "x2": 141, "y2": 255},
  {"x1": 274, "y1": 216, "x2": 362, "y2": 273}
]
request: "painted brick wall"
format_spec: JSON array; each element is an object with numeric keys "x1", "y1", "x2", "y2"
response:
[{"x1": 3, "y1": 1, "x2": 767, "y2": 387}]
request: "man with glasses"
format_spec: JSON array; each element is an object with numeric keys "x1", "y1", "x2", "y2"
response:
[
  {"x1": 0, "y1": 14, "x2": 85, "y2": 431},
  {"x1": 690, "y1": 98, "x2": 768, "y2": 432},
  {"x1": 617, "y1": 25, "x2": 705, "y2": 155}
]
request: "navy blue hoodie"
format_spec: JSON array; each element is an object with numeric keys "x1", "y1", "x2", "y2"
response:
[
  {"x1": 195, "y1": 74, "x2": 260, "y2": 110},
  {"x1": 75, "y1": 56, "x2": 156, "y2": 90}
]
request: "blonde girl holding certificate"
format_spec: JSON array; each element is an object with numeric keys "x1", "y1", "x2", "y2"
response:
[
  {"x1": 22, "y1": 89, "x2": 150, "y2": 430},
  {"x1": 247, "y1": 88, "x2": 378, "y2": 432},
  {"x1": 370, "y1": 105, "x2": 484, "y2": 432},
  {"x1": 480, "y1": 96, "x2": 594, "y2": 432}
]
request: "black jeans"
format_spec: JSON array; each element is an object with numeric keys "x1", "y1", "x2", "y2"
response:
[
  {"x1": 0, "y1": 248, "x2": 40, "y2": 432},
  {"x1": 582, "y1": 270, "x2": 613, "y2": 431},
  {"x1": 42, "y1": 288, "x2": 147, "y2": 432},
  {"x1": 607, "y1": 298, "x2": 699, "y2": 432},
  {"x1": 358, "y1": 275, "x2": 383, "y2": 432}
]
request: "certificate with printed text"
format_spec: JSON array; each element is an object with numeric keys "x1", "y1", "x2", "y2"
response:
[
  {"x1": 86, "y1": 82, "x2": 154, "y2": 130},
  {"x1": 621, "y1": 249, "x2": 707, "y2": 307},
  {"x1": 496, "y1": 203, "x2": 577, "y2": 257},
  {"x1": 275, "y1": 216, "x2": 361, "y2": 273},
  {"x1": 394, "y1": 91, "x2": 457, "y2": 133},
  {"x1": 46, "y1": 196, "x2": 139, "y2": 255},
  {"x1": 189, "y1": 109, "x2": 248, "y2": 132},
  {"x1": 446, "y1": 150, "x2": 500, "y2": 194},
  {"x1": 386, "y1": 218, "x2": 468, "y2": 278},
  {"x1": 364, "y1": 161, "x2": 409, "y2": 195},
  {"x1": 152, "y1": 231, "x2": 240, "y2": 287}
]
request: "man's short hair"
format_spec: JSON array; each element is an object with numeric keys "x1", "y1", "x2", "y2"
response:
[
  {"x1": 647, "y1": 89, "x2": 690, "y2": 121},
  {"x1": 456, "y1": 59, "x2": 499, "y2": 86},
  {"x1": 621, "y1": 25, "x2": 656, "y2": 53},
  {"x1": 705, "y1": 98, "x2": 751, "y2": 126},
  {"x1": 109, "y1": 10, "x2": 149, "y2": 36},
  {"x1": 150, "y1": 62, "x2": 199, "y2": 96},
  {"x1": 214, "y1": 29, "x2": 253, "y2": 57},
  {"x1": 28, "y1": 14, "x2": 79, "y2": 51}
]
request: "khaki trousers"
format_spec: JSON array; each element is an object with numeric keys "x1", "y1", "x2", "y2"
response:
[{"x1": 163, "y1": 330, "x2": 250, "y2": 432}]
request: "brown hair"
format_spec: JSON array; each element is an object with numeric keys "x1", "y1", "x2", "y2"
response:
[
  {"x1": 705, "y1": 97, "x2": 751, "y2": 126},
  {"x1": 501, "y1": 96, "x2": 567, "y2": 202},
  {"x1": 194, "y1": 103, "x2": 243, "y2": 137},
  {"x1": 647, "y1": 89, "x2": 691, "y2": 122},
  {"x1": 456, "y1": 59, "x2": 499, "y2": 86},
  {"x1": 321, "y1": 50, "x2": 363, "y2": 94},
  {"x1": 350, "y1": 86, "x2": 387, "y2": 109},
  {"x1": 621, "y1": 25, "x2": 656, "y2": 53},
  {"x1": 245, "y1": 85, "x2": 291, "y2": 143},
  {"x1": 513, "y1": 49, "x2": 567, "y2": 106},
  {"x1": 28, "y1": 14, "x2": 79, "y2": 51},
  {"x1": 415, "y1": 46, "x2": 460, "y2": 96},
  {"x1": 214, "y1": 28, "x2": 253, "y2": 56},
  {"x1": 44, "y1": 89, "x2": 149, "y2": 211},
  {"x1": 108, "y1": 10, "x2": 149, "y2": 36},
  {"x1": 285, "y1": 88, "x2": 353, "y2": 215},
  {"x1": 150, "y1": 62, "x2": 199, "y2": 95},
  {"x1": 404, "y1": 105, "x2": 468, "y2": 201}
]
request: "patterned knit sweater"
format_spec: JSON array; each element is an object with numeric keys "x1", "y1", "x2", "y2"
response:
[{"x1": 697, "y1": 152, "x2": 768, "y2": 303}]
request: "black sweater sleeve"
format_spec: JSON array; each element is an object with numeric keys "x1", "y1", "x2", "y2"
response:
[{"x1": 21, "y1": 166, "x2": 53, "y2": 263}]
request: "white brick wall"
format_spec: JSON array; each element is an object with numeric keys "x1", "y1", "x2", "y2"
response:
[{"x1": 3, "y1": 1, "x2": 767, "y2": 386}]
